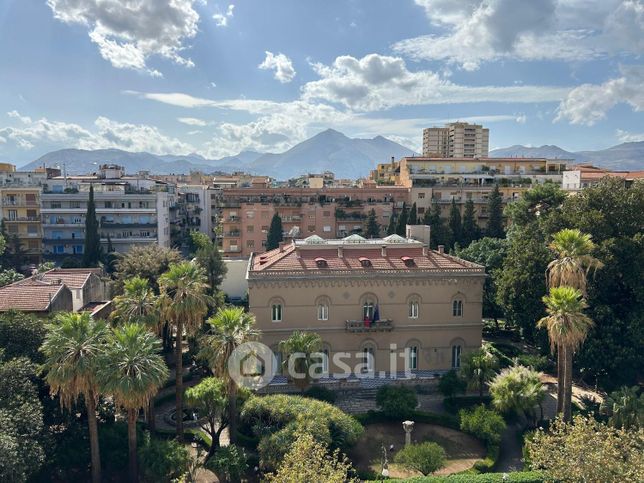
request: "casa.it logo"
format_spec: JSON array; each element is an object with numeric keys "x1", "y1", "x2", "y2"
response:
[{"x1": 228, "y1": 341, "x2": 277, "y2": 390}]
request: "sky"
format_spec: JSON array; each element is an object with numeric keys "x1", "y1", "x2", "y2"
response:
[{"x1": 0, "y1": 0, "x2": 642, "y2": 166}]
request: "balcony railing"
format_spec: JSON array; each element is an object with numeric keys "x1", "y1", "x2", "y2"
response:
[{"x1": 345, "y1": 319, "x2": 393, "y2": 333}]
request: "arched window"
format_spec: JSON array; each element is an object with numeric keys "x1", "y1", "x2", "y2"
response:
[
  {"x1": 452, "y1": 299, "x2": 463, "y2": 317},
  {"x1": 452, "y1": 344, "x2": 462, "y2": 368},
  {"x1": 361, "y1": 342, "x2": 376, "y2": 373},
  {"x1": 317, "y1": 303, "x2": 329, "y2": 321},
  {"x1": 271, "y1": 300, "x2": 283, "y2": 322},
  {"x1": 409, "y1": 299, "x2": 419, "y2": 319},
  {"x1": 408, "y1": 345, "x2": 418, "y2": 370},
  {"x1": 363, "y1": 300, "x2": 374, "y2": 320}
]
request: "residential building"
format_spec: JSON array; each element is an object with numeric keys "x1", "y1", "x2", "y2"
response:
[
  {"x1": 562, "y1": 164, "x2": 644, "y2": 191},
  {"x1": 247, "y1": 233, "x2": 485, "y2": 375},
  {"x1": 33, "y1": 268, "x2": 110, "y2": 311},
  {"x1": 174, "y1": 184, "x2": 215, "y2": 244},
  {"x1": 41, "y1": 164, "x2": 174, "y2": 258},
  {"x1": 423, "y1": 122, "x2": 489, "y2": 158},
  {"x1": 0, "y1": 278, "x2": 73, "y2": 314}
]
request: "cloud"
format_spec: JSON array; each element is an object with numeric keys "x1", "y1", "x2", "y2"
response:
[
  {"x1": 258, "y1": 51, "x2": 297, "y2": 83},
  {"x1": 616, "y1": 129, "x2": 644, "y2": 143},
  {"x1": 555, "y1": 65, "x2": 644, "y2": 125},
  {"x1": 394, "y1": 0, "x2": 642, "y2": 70},
  {"x1": 46, "y1": 0, "x2": 200, "y2": 75},
  {"x1": 213, "y1": 4, "x2": 234, "y2": 27},
  {"x1": 178, "y1": 117, "x2": 208, "y2": 126}
]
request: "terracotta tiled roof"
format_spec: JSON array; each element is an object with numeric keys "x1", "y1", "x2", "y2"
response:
[
  {"x1": 39, "y1": 268, "x2": 101, "y2": 289},
  {"x1": 0, "y1": 278, "x2": 68, "y2": 312}
]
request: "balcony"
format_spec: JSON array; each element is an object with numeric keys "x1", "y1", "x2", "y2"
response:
[
  {"x1": 101, "y1": 222, "x2": 157, "y2": 228},
  {"x1": 3, "y1": 216, "x2": 39, "y2": 222},
  {"x1": 345, "y1": 319, "x2": 394, "y2": 333},
  {"x1": 223, "y1": 231, "x2": 241, "y2": 237}
]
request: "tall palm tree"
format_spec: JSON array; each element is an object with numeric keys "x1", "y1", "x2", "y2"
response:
[
  {"x1": 97, "y1": 323, "x2": 168, "y2": 483},
  {"x1": 600, "y1": 386, "x2": 643, "y2": 429},
  {"x1": 459, "y1": 343, "x2": 499, "y2": 398},
  {"x1": 199, "y1": 307, "x2": 259, "y2": 444},
  {"x1": 538, "y1": 286, "x2": 594, "y2": 421},
  {"x1": 40, "y1": 312, "x2": 107, "y2": 483},
  {"x1": 546, "y1": 229, "x2": 602, "y2": 415},
  {"x1": 158, "y1": 261, "x2": 211, "y2": 440}
]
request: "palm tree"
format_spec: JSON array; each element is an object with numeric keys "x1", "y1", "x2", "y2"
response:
[
  {"x1": 546, "y1": 229, "x2": 603, "y2": 295},
  {"x1": 159, "y1": 261, "x2": 211, "y2": 440},
  {"x1": 199, "y1": 307, "x2": 259, "y2": 444},
  {"x1": 459, "y1": 343, "x2": 499, "y2": 398},
  {"x1": 538, "y1": 286, "x2": 594, "y2": 421},
  {"x1": 97, "y1": 323, "x2": 168, "y2": 483},
  {"x1": 40, "y1": 312, "x2": 107, "y2": 483},
  {"x1": 278, "y1": 331, "x2": 323, "y2": 392},
  {"x1": 489, "y1": 364, "x2": 546, "y2": 425},
  {"x1": 600, "y1": 386, "x2": 643, "y2": 429}
]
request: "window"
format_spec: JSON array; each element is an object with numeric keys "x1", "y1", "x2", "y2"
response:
[
  {"x1": 317, "y1": 303, "x2": 329, "y2": 321},
  {"x1": 323, "y1": 211, "x2": 331, "y2": 217},
  {"x1": 7, "y1": 210, "x2": 17, "y2": 221},
  {"x1": 27, "y1": 224, "x2": 38, "y2": 235},
  {"x1": 247, "y1": 225, "x2": 254, "y2": 233},
  {"x1": 362, "y1": 346, "x2": 374, "y2": 373},
  {"x1": 70, "y1": 201, "x2": 81, "y2": 209},
  {"x1": 73, "y1": 245, "x2": 83, "y2": 254},
  {"x1": 408, "y1": 346, "x2": 418, "y2": 370},
  {"x1": 418, "y1": 192, "x2": 426, "y2": 199},
  {"x1": 54, "y1": 245, "x2": 65, "y2": 254},
  {"x1": 246, "y1": 210, "x2": 255, "y2": 219},
  {"x1": 271, "y1": 303, "x2": 282, "y2": 322},
  {"x1": 323, "y1": 225, "x2": 331, "y2": 232},
  {"x1": 105, "y1": 201, "x2": 113, "y2": 208},
  {"x1": 26, "y1": 209, "x2": 37, "y2": 219},
  {"x1": 246, "y1": 240, "x2": 255, "y2": 248},
  {"x1": 322, "y1": 348, "x2": 329, "y2": 374},
  {"x1": 452, "y1": 300, "x2": 463, "y2": 317},
  {"x1": 409, "y1": 300, "x2": 419, "y2": 319},
  {"x1": 362, "y1": 299, "x2": 375, "y2": 320},
  {"x1": 452, "y1": 345, "x2": 462, "y2": 368},
  {"x1": 308, "y1": 225, "x2": 315, "y2": 232}
]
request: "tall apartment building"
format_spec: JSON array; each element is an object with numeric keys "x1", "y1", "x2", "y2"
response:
[
  {"x1": 41, "y1": 165, "x2": 174, "y2": 258},
  {"x1": 423, "y1": 122, "x2": 489, "y2": 158},
  {"x1": 214, "y1": 186, "x2": 410, "y2": 257}
]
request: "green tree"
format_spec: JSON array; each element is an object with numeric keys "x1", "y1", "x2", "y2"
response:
[
  {"x1": 114, "y1": 245, "x2": 182, "y2": 294},
  {"x1": 459, "y1": 405, "x2": 506, "y2": 446},
  {"x1": 158, "y1": 262, "x2": 211, "y2": 440},
  {"x1": 40, "y1": 312, "x2": 108, "y2": 483},
  {"x1": 266, "y1": 213, "x2": 283, "y2": 250},
  {"x1": 199, "y1": 307, "x2": 259, "y2": 444},
  {"x1": 82, "y1": 184, "x2": 102, "y2": 267},
  {"x1": 423, "y1": 201, "x2": 448, "y2": 248},
  {"x1": 185, "y1": 377, "x2": 228, "y2": 458},
  {"x1": 386, "y1": 212, "x2": 396, "y2": 235},
  {"x1": 97, "y1": 324, "x2": 168, "y2": 483},
  {"x1": 409, "y1": 202, "x2": 418, "y2": 225},
  {"x1": 205, "y1": 444, "x2": 248, "y2": 483},
  {"x1": 395, "y1": 202, "x2": 408, "y2": 236},
  {"x1": 438, "y1": 369, "x2": 466, "y2": 400},
  {"x1": 486, "y1": 185, "x2": 504, "y2": 238},
  {"x1": 111, "y1": 276, "x2": 159, "y2": 327},
  {"x1": 461, "y1": 199, "x2": 480, "y2": 247},
  {"x1": 0, "y1": 232, "x2": 5, "y2": 257},
  {"x1": 547, "y1": 228, "x2": 603, "y2": 296},
  {"x1": 138, "y1": 432, "x2": 191, "y2": 483},
  {"x1": 279, "y1": 331, "x2": 323, "y2": 392},
  {"x1": 0, "y1": 269, "x2": 24, "y2": 287},
  {"x1": 375, "y1": 385, "x2": 418, "y2": 419},
  {"x1": 489, "y1": 364, "x2": 546, "y2": 424},
  {"x1": 459, "y1": 343, "x2": 499, "y2": 398},
  {"x1": 448, "y1": 199, "x2": 462, "y2": 248},
  {"x1": 191, "y1": 231, "x2": 227, "y2": 297},
  {"x1": 538, "y1": 286, "x2": 594, "y2": 422},
  {"x1": 394, "y1": 441, "x2": 446, "y2": 476},
  {"x1": 0, "y1": 311, "x2": 47, "y2": 362},
  {"x1": 600, "y1": 386, "x2": 643, "y2": 430},
  {"x1": 364, "y1": 208, "x2": 380, "y2": 238}
]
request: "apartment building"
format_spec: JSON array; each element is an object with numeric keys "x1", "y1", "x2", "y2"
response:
[
  {"x1": 41, "y1": 165, "x2": 174, "y2": 257},
  {"x1": 423, "y1": 122, "x2": 489, "y2": 158},
  {"x1": 562, "y1": 165, "x2": 644, "y2": 191},
  {"x1": 248, "y1": 233, "x2": 485, "y2": 375},
  {"x1": 214, "y1": 186, "x2": 410, "y2": 257},
  {"x1": 175, "y1": 184, "x2": 215, "y2": 241}
]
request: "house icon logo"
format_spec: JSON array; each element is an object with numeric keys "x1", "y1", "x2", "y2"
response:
[{"x1": 228, "y1": 341, "x2": 277, "y2": 390}]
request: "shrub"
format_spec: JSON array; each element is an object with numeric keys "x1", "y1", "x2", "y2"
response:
[
  {"x1": 443, "y1": 395, "x2": 492, "y2": 414},
  {"x1": 375, "y1": 385, "x2": 418, "y2": 419},
  {"x1": 459, "y1": 405, "x2": 506, "y2": 446},
  {"x1": 205, "y1": 444, "x2": 248, "y2": 483},
  {"x1": 304, "y1": 385, "x2": 337, "y2": 403},
  {"x1": 438, "y1": 370, "x2": 466, "y2": 400},
  {"x1": 138, "y1": 433, "x2": 191, "y2": 482},
  {"x1": 401, "y1": 470, "x2": 545, "y2": 482},
  {"x1": 394, "y1": 441, "x2": 446, "y2": 476},
  {"x1": 516, "y1": 354, "x2": 553, "y2": 373}
]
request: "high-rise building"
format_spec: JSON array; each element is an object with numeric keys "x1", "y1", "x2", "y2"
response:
[{"x1": 423, "y1": 122, "x2": 489, "y2": 158}]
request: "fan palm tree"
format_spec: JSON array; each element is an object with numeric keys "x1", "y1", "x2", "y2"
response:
[
  {"x1": 40, "y1": 312, "x2": 108, "y2": 483},
  {"x1": 278, "y1": 331, "x2": 323, "y2": 392},
  {"x1": 489, "y1": 364, "x2": 545, "y2": 425},
  {"x1": 459, "y1": 343, "x2": 499, "y2": 398},
  {"x1": 538, "y1": 286, "x2": 594, "y2": 421},
  {"x1": 97, "y1": 323, "x2": 168, "y2": 483},
  {"x1": 199, "y1": 307, "x2": 259, "y2": 444},
  {"x1": 158, "y1": 261, "x2": 211, "y2": 440},
  {"x1": 600, "y1": 386, "x2": 643, "y2": 429}
]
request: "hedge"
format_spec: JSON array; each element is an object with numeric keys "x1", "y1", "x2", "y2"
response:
[
  {"x1": 398, "y1": 471, "x2": 544, "y2": 482},
  {"x1": 354, "y1": 410, "x2": 459, "y2": 430}
]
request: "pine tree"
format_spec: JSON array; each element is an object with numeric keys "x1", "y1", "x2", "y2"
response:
[
  {"x1": 395, "y1": 202, "x2": 408, "y2": 236},
  {"x1": 386, "y1": 213, "x2": 396, "y2": 236},
  {"x1": 409, "y1": 202, "x2": 418, "y2": 225},
  {"x1": 266, "y1": 213, "x2": 283, "y2": 250},
  {"x1": 461, "y1": 199, "x2": 481, "y2": 247},
  {"x1": 82, "y1": 184, "x2": 102, "y2": 267},
  {"x1": 487, "y1": 185, "x2": 505, "y2": 238},
  {"x1": 448, "y1": 199, "x2": 462, "y2": 249},
  {"x1": 364, "y1": 209, "x2": 380, "y2": 238}
]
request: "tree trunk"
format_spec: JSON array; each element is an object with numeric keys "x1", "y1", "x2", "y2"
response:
[
  {"x1": 563, "y1": 346, "x2": 573, "y2": 422},
  {"x1": 556, "y1": 345, "x2": 564, "y2": 416},
  {"x1": 146, "y1": 400, "x2": 156, "y2": 433},
  {"x1": 175, "y1": 319, "x2": 184, "y2": 441},
  {"x1": 85, "y1": 389, "x2": 102, "y2": 483},
  {"x1": 228, "y1": 379, "x2": 237, "y2": 444},
  {"x1": 127, "y1": 408, "x2": 138, "y2": 483}
]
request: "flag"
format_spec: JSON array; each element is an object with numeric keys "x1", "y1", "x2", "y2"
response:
[{"x1": 373, "y1": 304, "x2": 380, "y2": 322}]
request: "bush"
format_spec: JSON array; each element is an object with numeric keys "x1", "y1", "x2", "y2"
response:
[
  {"x1": 304, "y1": 385, "x2": 337, "y2": 403},
  {"x1": 401, "y1": 470, "x2": 545, "y2": 482},
  {"x1": 394, "y1": 441, "x2": 446, "y2": 476},
  {"x1": 205, "y1": 444, "x2": 248, "y2": 483},
  {"x1": 459, "y1": 405, "x2": 506, "y2": 446},
  {"x1": 516, "y1": 354, "x2": 554, "y2": 373},
  {"x1": 438, "y1": 370, "x2": 466, "y2": 400},
  {"x1": 376, "y1": 385, "x2": 418, "y2": 419},
  {"x1": 443, "y1": 395, "x2": 492, "y2": 414},
  {"x1": 138, "y1": 433, "x2": 191, "y2": 482},
  {"x1": 355, "y1": 409, "x2": 460, "y2": 430}
]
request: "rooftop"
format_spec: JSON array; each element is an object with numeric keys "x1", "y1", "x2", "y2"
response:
[
  {"x1": 0, "y1": 278, "x2": 68, "y2": 312},
  {"x1": 38, "y1": 268, "x2": 103, "y2": 289}
]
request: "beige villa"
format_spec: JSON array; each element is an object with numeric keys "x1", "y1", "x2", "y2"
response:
[{"x1": 247, "y1": 232, "x2": 485, "y2": 377}]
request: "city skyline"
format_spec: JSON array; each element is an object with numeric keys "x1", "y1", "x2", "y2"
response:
[{"x1": 0, "y1": 0, "x2": 642, "y2": 166}]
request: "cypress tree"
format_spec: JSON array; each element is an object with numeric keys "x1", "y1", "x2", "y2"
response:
[
  {"x1": 82, "y1": 184, "x2": 102, "y2": 267},
  {"x1": 364, "y1": 208, "x2": 380, "y2": 238},
  {"x1": 409, "y1": 202, "x2": 418, "y2": 225},
  {"x1": 487, "y1": 185, "x2": 505, "y2": 238},
  {"x1": 386, "y1": 213, "x2": 396, "y2": 236},
  {"x1": 395, "y1": 202, "x2": 408, "y2": 236},
  {"x1": 423, "y1": 202, "x2": 448, "y2": 249},
  {"x1": 448, "y1": 199, "x2": 462, "y2": 249},
  {"x1": 461, "y1": 199, "x2": 480, "y2": 247},
  {"x1": 266, "y1": 213, "x2": 283, "y2": 250}
]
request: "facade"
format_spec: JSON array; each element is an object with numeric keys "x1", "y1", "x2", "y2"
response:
[
  {"x1": 248, "y1": 233, "x2": 485, "y2": 375},
  {"x1": 174, "y1": 184, "x2": 215, "y2": 243},
  {"x1": 562, "y1": 165, "x2": 644, "y2": 191},
  {"x1": 41, "y1": 165, "x2": 173, "y2": 257},
  {"x1": 34, "y1": 268, "x2": 109, "y2": 311},
  {"x1": 422, "y1": 122, "x2": 489, "y2": 158}
]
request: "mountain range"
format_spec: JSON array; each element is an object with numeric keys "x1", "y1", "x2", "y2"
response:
[{"x1": 19, "y1": 129, "x2": 644, "y2": 179}]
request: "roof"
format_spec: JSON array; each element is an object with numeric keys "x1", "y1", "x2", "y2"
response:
[
  {"x1": 39, "y1": 268, "x2": 102, "y2": 289},
  {"x1": 0, "y1": 278, "x2": 69, "y2": 312}
]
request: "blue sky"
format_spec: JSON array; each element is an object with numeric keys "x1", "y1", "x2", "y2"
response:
[{"x1": 0, "y1": 0, "x2": 642, "y2": 166}]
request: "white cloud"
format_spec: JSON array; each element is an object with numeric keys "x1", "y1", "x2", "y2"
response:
[
  {"x1": 178, "y1": 117, "x2": 208, "y2": 126},
  {"x1": 616, "y1": 129, "x2": 644, "y2": 143},
  {"x1": 213, "y1": 4, "x2": 234, "y2": 27},
  {"x1": 258, "y1": 51, "x2": 296, "y2": 83},
  {"x1": 555, "y1": 65, "x2": 644, "y2": 125},
  {"x1": 46, "y1": 0, "x2": 199, "y2": 75}
]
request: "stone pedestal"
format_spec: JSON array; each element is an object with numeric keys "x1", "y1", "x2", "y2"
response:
[{"x1": 402, "y1": 420, "x2": 415, "y2": 446}]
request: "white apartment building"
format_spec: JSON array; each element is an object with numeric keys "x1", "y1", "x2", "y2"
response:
[
  {"x1": 41, "y1": 165, "x2": 174, "y2": 257},
  {"x1": 423, "y1": 122, "x2": 489, "y2": 158}
]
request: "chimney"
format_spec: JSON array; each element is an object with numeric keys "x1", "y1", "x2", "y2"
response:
[
  {"x1": 337, "y1": 246, "x2": 343, "y2": 258},
  {"x1": 381, "y1": 245, "x2": 387, "y2": 257},
  {"x1": 438, "y1": 245, "x2": 444, "y2": 254},
  {"x1": 422, "y1": 246, "x2": 428, "y2": 256}
]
